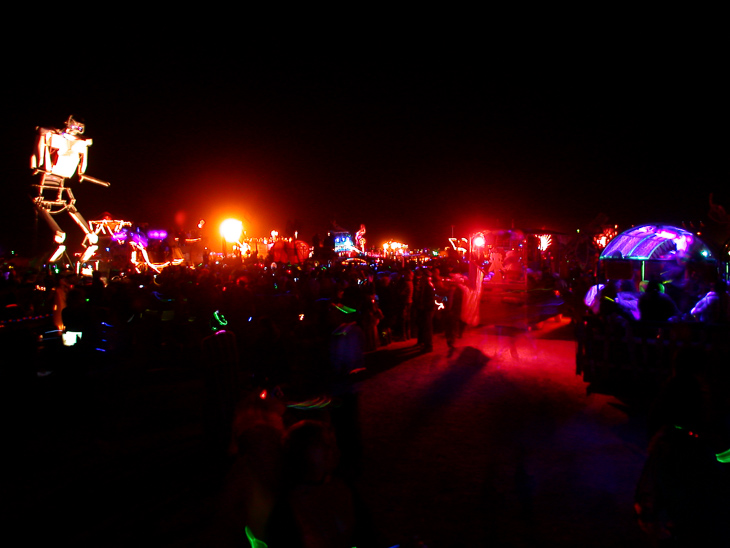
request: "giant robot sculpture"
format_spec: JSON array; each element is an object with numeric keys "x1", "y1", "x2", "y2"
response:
[{"x1": 30, "y1": 115, "x2": 109, "y2": 262}]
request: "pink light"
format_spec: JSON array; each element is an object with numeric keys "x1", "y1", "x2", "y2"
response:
[
  {"x1": 657, "y1": 230, "x2": 679, "y2": 239},
  {"x1": 675, "y1": 235, "x2": 691, "y2": 252}
]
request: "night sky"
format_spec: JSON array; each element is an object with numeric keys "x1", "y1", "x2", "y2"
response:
[{"x1": 2, "y1": 27, "x2": 727, "y2": 256}]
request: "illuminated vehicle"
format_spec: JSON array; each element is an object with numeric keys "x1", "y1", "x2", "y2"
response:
[
  {"x1": 599, "y1": 223, "x2": 718, "y2": 283},
  {"x1": 470, "y1": 228, "x2": 564, "y2": 303}
]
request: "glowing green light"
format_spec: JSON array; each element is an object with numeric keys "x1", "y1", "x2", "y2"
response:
[
  {"x1": 333, "y1": 304, "x2": 357, "y2": 314},
  {"x1": 245, "y1": 526, "x2": 268, "y2": 548},
  {"x1": 211, "y1": 310, "x2": 228, "y2": 329},
  {"x1": 287, "y1": 395, "x2": 333, "y2": 410},
  {"x1": 716, "y1": 448, "x2": 730, "y2": 464}
]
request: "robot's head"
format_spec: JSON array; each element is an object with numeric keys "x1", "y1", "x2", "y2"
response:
[{"x1": 64, "y1": 115, "x2": 85, "y2": 135}]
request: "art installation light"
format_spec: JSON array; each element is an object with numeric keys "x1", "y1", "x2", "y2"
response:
[
  {"x1": 537, "y1": 234, "x2": 552, "y2": 252},
  {"x1": 601, "y1": 224, "x2": 712, "y2": 261}
]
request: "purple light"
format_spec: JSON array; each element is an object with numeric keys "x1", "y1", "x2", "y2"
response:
[
  {"x1": 675, "y1": 234, "x2": 691, "y2": 252},
  {"x1": 601, "y1": 224, "x2": 710, "y2": 260},
  {"x1": 131, "y1": 233, "x2": 148, "y2": 247},
  {"x1": 148, "y1": 230, "x2": 167, "y2": 240}
]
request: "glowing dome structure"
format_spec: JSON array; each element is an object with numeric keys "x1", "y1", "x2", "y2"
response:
[{"x1": 600, "y1": 224, "x2": 714, "y2": 261}]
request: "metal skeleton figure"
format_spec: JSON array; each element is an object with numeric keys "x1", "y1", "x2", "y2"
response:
[{"x1": 30, "y1": 115, "x2": 110, "y2": 262}]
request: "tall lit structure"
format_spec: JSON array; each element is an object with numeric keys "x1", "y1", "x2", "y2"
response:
[{"x1": 30, "y1": 116, "x2": 110, "y2": 262}]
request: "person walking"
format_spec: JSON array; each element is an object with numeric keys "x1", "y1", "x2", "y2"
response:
[{"x1": 415, "y1": 270, "x2": 436, "y2": 352}]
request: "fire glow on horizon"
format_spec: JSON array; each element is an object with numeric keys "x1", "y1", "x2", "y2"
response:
[{"x1": 220, "y1": 218, "x2": 244, "y2": 243}]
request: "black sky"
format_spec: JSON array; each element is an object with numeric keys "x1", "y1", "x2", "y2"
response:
[{"x1": 2, "y1": 27, "x2": 727, "y2": 256}]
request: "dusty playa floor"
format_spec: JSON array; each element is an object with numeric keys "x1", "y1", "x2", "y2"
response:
[{"x1": 353, "y1": 318, "x2": 649, "y2": 547}]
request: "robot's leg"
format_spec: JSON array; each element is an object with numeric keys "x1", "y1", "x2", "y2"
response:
[
  {"x1": 34, "y1": 203, "x2": 67, "y2": 262},
  {"x1": 66, "y1": 200, "x2": 99, "y2": 262}
]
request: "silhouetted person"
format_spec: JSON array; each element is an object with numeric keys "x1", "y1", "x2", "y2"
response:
[
  {"x1": 62, "y1": 286, "x2": 100, "y2": 358},
  {"x1": 396, "y1": 269, "x2": 414, "y2": 340},
  {"x1": 635, "y1": 347, "x2": 730, "y2": 546},
  {"x1": 266, "y1": 420, "x2": 373, "y2": 547},
  {"x1": 360, "y1": 294, "x2": 384, "y2": 352},
  {"x1": 639, "y1": 280, "x2": 679, "y2": 322},
  {"x1": 616, "y1": 279, "x2": 641, "y2": 320},
  {"x1": 444, "y1": 274, "x2": 467, "y2": 350},
  {"x1": 415, "y1": 269, "x2": 436, "y2": 352}
]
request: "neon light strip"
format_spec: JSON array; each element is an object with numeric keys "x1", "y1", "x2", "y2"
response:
[
  {"x1": 626, "y1": 233, "x2": 656, "y2": 260},
  {"x1": 81, "y1": 245, "x2": 98, "y2": 262},
  {"x1": 245, "y1": 526, "x2": 268, "y2": 548},
  {"x1": 716, "y1": 448, "x2": 730, "y2": 464},
  {"x1": 130, "y1": 242, "x2": 161, "y2": 273},
  {"x1": 213, "y1": 310, "x2": 228, "y2": 326},
  {"x1": 333, "y1": 304, "x2": 357, "y2": 314},
  {"x1": 286, "y1": 396, "x2": 333, "y2": 409},
  {"x1": 49, "y1": 245, "x2": 66, "y2": 262}
]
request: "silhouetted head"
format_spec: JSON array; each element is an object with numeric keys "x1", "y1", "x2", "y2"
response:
[
  {"x1": 619, "y1": 279, "x2": 636, "y2": 293},
  {"x1": 283, "y1": 420, "x2": 339, "y2": 484},
  {"x1": 645, "y1": 279, "x2": 663, "y2": 294}
]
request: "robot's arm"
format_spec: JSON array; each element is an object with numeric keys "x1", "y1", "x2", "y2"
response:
[
  {"x1": 31, "y1": 128, "x2": 54, "y2": 172},
  {"x1": 74, "y1": 137, "x2": 109, "y2": 186},
  {"x1": 79, "y1": 174, "x2": 110, "y2": 187},
  {"x1": 73, "y1": 138, "x2": 92, "y2": 179},
  {"x1": 79, "y1": 147, "x2": 88, "y2": 174}
]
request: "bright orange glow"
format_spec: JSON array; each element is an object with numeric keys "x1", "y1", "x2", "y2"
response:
[
  {"x1": 220, "y1": 218, "x2": 243, "y2": 243},
  {"x1": 593, "y1": 225, "x2": 618, "y2": 249},
  {"x1": 382, "y1": 240, "x2": 408, "y2": 255}
]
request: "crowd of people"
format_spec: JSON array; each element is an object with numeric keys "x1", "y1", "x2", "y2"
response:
[
  {"x1": 9, "y1": 250, "x2": 730, "y2": 546},
  {"x1": 584, "y1": 274, "x2": 730, "y2": 327},
  {"x1": 1, "y1": 256, "x2": 475, "y2": 377},
  {"x1": 579, "y1": 270, "x2": 730, "y2": 547},
  {"x1": 2, "y1": 255, "x2": 477, "y2": 546}
]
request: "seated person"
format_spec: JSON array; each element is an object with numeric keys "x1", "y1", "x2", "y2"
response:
[
  {"x1": 616, "y1": 279, "x2": 641, "y2": 320},
  {"x1": 690, "y1": 280, "x2": 730, "y2": 323},
  {"x1": 584, "y1": 283, "x2": 605, "y2": 315}
]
